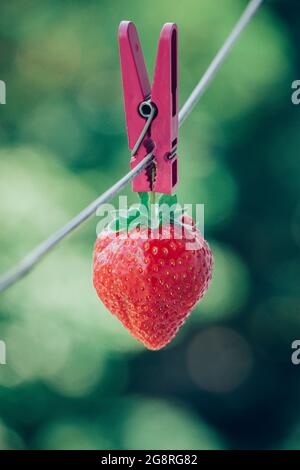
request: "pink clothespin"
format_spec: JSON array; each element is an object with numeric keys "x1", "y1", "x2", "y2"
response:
[{"x1": 118, "y1": 21, "x2": 178, "y2": 194}]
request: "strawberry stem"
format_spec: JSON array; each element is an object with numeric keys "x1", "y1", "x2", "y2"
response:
[{"x1": 149, "y1": 192, "x2": 156, "y2": 206}]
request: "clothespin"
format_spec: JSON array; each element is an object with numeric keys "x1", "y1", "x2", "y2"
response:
[{"x1": 118, "y1": 21, "x2": 178, "y2": 194}]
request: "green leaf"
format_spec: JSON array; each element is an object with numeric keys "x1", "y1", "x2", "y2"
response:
[
  {"x1": 103, "y1": 192, "x2": 194, "y2": 234},
  {"x1": 138, "y1": 192, "x2": 149, "y2": 209},
  {"x1": 158, "y1": 193, "x2": 178, "y2": 207}
]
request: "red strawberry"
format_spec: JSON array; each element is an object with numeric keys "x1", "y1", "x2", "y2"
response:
[{"x1": 93, "y1": 222, "x2": 213, "y2": 350}]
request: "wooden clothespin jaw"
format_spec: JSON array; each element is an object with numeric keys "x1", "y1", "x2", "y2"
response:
[{"x1": 118, "y1": 21, "x2": 178, "y2": 194}]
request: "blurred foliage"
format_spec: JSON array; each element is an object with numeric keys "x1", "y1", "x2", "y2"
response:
[{"x1": 0, "y1": 0, "x2": 299, "y2": 450}]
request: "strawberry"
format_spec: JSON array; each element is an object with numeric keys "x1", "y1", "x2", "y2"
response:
[{"x1": 93, "y1": 200, "x2": 213, "y2": 350}]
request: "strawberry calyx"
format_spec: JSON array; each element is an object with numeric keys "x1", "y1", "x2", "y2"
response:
[{"x1": 107, "y1": 192, "x2": 195, "y2": 233}]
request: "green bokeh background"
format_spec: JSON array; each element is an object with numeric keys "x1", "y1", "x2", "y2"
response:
[{"x1": 0, "y1": 0, "x2": 299, "y2": 450}]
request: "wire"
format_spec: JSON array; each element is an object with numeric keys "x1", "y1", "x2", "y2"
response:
[
  {"x1": 179, "y1": 0, "x2": 264, "y2": 125},
  {"x1": 0, "y1": 0, "x2": 264, "y2": 294},
  {"x1": 0, "y1": 153, "x2": 155, "y2": 293}
]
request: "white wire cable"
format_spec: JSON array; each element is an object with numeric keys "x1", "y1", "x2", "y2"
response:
[
  {"x1": 0, "y1": 0, "x2": 264, "y2": 293},
  {"x1": 179, "y1": 0, "x2": 264, "y2": 125}
]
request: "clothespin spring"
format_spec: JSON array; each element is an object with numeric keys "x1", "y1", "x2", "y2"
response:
[{"x1": 130, "y1": 101, "x2": 157, "y2": 158}]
